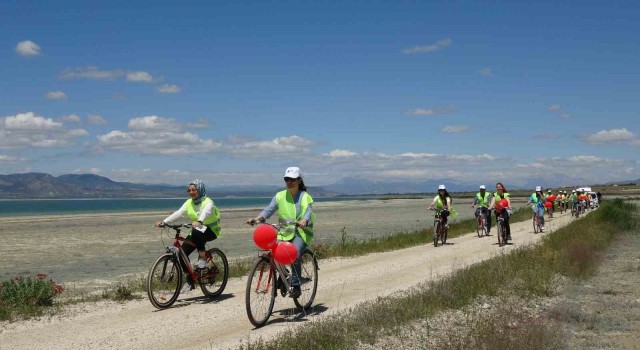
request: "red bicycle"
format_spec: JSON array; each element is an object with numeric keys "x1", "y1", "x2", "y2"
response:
[
  {"x1": 430, "y1": 208, "x2": 448, "y2": 247},
  {"x1": 245, "y1": 223, "x2": 319, "y2": 328},
  {"x1": 474, "y1": 207, "x2": 490, "y2": 238},
  {"x1": 147, "y1": 223, "x2": 229, "y2": 309}
]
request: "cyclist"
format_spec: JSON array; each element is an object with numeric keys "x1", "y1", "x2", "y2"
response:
[
  {"x1": 527, "y1": 186, "x2": 546, "y2": 232},
  {"x1": 471, "y1": 185, "x2": 492, "y2": 233},
  {"x1": 428, "y1": 184, "x2": 456, "y2": 228},
  {"x1": 546, "y1": 189, "x2": 555, "y2": 216},
  {"x1": 247, "y1": 167, "x2": 316, "y2": 298},
  {"x1": 488, "y1": 182, "x2": 512, "y2": 240},
  {"x1": 155, "y1": 179, "x2": 222, "y2": 292},
  {"x1": 569, "y1": 189, "x2": 579, "y2": 214}
]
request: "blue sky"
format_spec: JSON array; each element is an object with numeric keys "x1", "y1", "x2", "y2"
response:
[{"x1": 1, "y1": 1, "x2": 638, "y2": 188}]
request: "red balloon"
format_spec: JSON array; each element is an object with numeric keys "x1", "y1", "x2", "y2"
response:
[
  {"x1": 578, "y1": 195, "x2": 584, "y2": 201},
  {"x1": 549, "y1": 195, "x2": 556, "y2": 201},
  {"x1": 253, "y1": 224, "x2": 277, "y2": 250},
  {"x1": 498, "y1": 199, "x2": 509, "y2": 209},
  {"x1": 544, "y1": 201, "x2": 553, "y2": 208},
  {"x1": 273, "y1": 241, "x2": 298, "y2": 265}
]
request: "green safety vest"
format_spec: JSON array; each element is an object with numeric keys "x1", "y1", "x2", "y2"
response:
[
  {"x1": 435, "y1": 196, "x2": 451, "y2": 209},
  {"x1": 275, "y1": 190, "x2": 316, "y2": 244},
  {"x1": 476, "y1": 192, "x2": 490, "y2": 207},
  {"x1": 493, "y1": 192, "x2": 510, "y2": 202},
  {"x1": 184, "y1": 197, "x2": 221, "y2": 236},
  {"x1": 531, "y1": 193, "x2": 541, "y2": 203}
]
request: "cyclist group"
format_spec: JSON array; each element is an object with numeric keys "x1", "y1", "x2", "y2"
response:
[
  {"x1": 156, "y1": 166, "x2": 314, "y2": 296},
  {"x1": 154, "y1": 166, "x2": 595, "y2": 306}
]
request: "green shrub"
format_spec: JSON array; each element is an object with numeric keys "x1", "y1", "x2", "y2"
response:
[{"x1": 0, "y1": 274, "x2": 64, "y2": 320}]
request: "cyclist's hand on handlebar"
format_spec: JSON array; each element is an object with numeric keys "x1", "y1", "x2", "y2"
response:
[
  {"x1": 155, "y1": 220, "x2": 166, "y2": 227},
  {"x1": 246, "y1": 217, "x2": 264, "y2": 226},
  {"x1": 192, "y1": 221, "x2": 202, "y2": 229},
  {"x1": 298, "y1": 219, "x2": 308, "y2": 228}
]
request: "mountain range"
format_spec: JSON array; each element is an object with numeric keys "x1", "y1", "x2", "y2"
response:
[{"x1": 0, "y1": 172, "x2": 629, "y2": 199}]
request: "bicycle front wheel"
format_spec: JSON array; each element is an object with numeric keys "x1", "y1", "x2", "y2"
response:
[
  {"x1": 476, "y1": 217, "x2": 483, "y2": 238},
  {"x1": 294, "y1": 250, "x2": 319, "y2": 310},
  {"x1": 199, "y1": 248, "x2": 229, "y2": 297},
  {"x1": 497, "y1": 223, "x2": 504, "y2": 246},
  {"x1": 433, "y1": 221, "x2": 440, "y2": 247},
  {"x1": 147, "y1": 253, "x2": 182, "y2": 309},
  {"x1": 245, "y1": 256, "x2": 276, "y2": 328}
]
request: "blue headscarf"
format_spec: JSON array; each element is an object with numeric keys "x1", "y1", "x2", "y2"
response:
[{"x1": 189, "y1": 179, "x2": 206, "y2": 205}]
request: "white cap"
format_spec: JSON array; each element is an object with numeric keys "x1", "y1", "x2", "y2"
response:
[
  {"x1": 284, "y1": 167, "x2": 301, "y2": 178},
  {"x1": 572, "y1": 189, "x2": 576, "y2": 193},
  {"x1": 535, "y1": 186, "x2": 541, "y2": 191},
  {"x1": 547, "y1": 189, "x2": 552, "y2": 192},
  {"x1": 438, "y1": 184, "x2": 446, "y2": 190},
  {"x1": 479, "y1": 185, "x2": 486, "y2": 190}
]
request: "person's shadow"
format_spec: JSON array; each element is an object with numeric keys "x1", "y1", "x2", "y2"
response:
[{"x1": 260, "y1": 303, "x2": 329, "y2": 327}]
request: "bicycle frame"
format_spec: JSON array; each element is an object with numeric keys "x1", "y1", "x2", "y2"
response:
[{"x1": 164, "y1": 228, "x2": 221, "y2": 284}]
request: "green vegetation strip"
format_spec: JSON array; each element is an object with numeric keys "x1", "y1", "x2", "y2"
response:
[
  {"x1": 230, "y1": 207, "x2": 532, "y2": 278},
  {"x1": 238, "y1": 199, "x2": 638, "y2": 350}
]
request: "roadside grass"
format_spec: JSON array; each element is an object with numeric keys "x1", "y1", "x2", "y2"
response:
[{"x1": 237, "y1": 199, "x2": 637, "y2": 350}]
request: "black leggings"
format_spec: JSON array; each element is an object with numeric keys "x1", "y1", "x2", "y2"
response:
[
  {"x1": 495, "y1": 210, "x2": 511, "y2": 236},
  {"x1": 180, "y1": 226, "x2": 217, "y2": 282}
]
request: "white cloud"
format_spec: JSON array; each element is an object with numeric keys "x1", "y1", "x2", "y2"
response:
[
  {"x1": 406, "y1": 108, "x2": 455, "y2": 116},
  {"x1": 45, "y1": 91, "x2": 67, "y2": 100},
  {"x1": 0, "y1": 155, "x2": 28, "y2": 163},
  {"x1": 97, "y1": 130, "x2": 223, "y2": 155},
  {"x1": 402, "y1": 38, "x2": 452, "y2": 55},
  {"x1": 126, "y1": 71, "x2": 155, "y2": 83},
  {"x1": 188, "y1": 118, "x2": 210, "y2": 129},
  {"x1": 559, "y1": 113, "x2": 571, "y2": 119},
  {"x1": 128, "y1": 115, "x2": 181, "y2": 132},
  {"x1": 548, "y1": 105, "x2": 561, "y2": 111},
  {"x1": 0, "y1": 112, "x2": 88, "y2": 149},
  {"x1": 442, "y1": 125, "x2": 469, "y2": 133},
  {"x1": 15, "y1": 40, "x2": 41, "y2": 57},
  {"x1": 60, "y1": 66, "x2": 124, "y2": 80},
  {"x1": 477, "y1": 68, "x2": 492, "y2": 76},
  {"x1": 5, "y1": 112, "x2": 62, "y2": 130},
  {"x1": 325, "y1": 149, "x2": 358, "y2": 157},
  {"x1": 226, "y1": 135, "x2": 316, "y2": 157},
  {"x1": 585, "y1": 128, "x2": 635, "y2": 144},
  {"x1": 88, "y1": 114, "x2": 108, "y2": 125},
  {"x1": 157, "y1": 84, "x2": 181, "y2": 93},
  {"x1": 61, "y1": 114, "x2": 82, "y2": 123}
]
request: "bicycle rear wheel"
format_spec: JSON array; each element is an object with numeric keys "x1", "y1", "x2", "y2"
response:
[
  {"x1": 245, "y1": 256, "x2": 276, "y2": 328},
  {"x1": 147, "y1": 253, "x2": 182, "y2": 309},
  {"x1": 294, "y1": 250, "x2": 319, "y2": 310},
  {"x1": 442, "y1": 226, "x2": 448, "y2": 245},
  {"x1": 199, "y1": 248, "x2": 229, "y2": 297}
]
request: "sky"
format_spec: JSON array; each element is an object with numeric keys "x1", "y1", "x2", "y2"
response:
[{"x1": 1, "y1": 0, "x2": 639, "y2": 189}]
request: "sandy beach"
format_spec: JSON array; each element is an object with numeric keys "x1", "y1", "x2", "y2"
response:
[{"x1": 0, "y1": 197, "x2": 530, "y2": 290}]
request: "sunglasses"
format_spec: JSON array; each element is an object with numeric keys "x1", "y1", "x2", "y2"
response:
[
  {"x1": 187, "y1": 188, "x2": 198, "y2": 193},
  {"x1": 284, "y1": 177, "x2": 298, "y2": 183}
]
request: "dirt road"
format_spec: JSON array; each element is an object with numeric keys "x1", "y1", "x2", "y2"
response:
[{"x1": 0, "y1": 210, "x2": 579, "y2": 350}]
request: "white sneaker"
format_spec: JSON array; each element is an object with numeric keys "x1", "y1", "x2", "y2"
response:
[
  {"x1": 195, "y1": 258, "x2": 207, "y2": 269},
  {"x1": 541, "y1": 227, "x2": 545, "y2": 232},
  {"x1": 180, "y1": 282, "x2": 194, "y2": 293}
]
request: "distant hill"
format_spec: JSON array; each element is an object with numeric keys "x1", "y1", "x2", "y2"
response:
[{"x1": 0, "y1": 173, "x2": 342, "y2": 199}]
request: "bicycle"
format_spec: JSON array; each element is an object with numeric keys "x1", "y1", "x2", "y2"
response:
[
  {"x1": 495, "y1": 208, "x2": 509, "y2": 247},
  {"x1": 532, "y1": 206, "x2": 542, "y2": 233},
  {"x1": 430, "y1": 208, "x2": 448, "y2": 247},
  {"x1": 245, "y1": 223, "x2": 319, "y2": 328},
  {"x1": 147, "y1": 223, "x2": 229, "y2": 309},
  {"x1": 474, "y1": 207, "x2": 489, "y2": 238}
]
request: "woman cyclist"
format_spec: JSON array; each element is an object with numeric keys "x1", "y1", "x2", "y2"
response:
[
  {"x1": 488, "y1": 182, "x2": 512, "y2": 240},
  {"x1": 428, "y1": 184, "x2": 456, "y2": 227},
  {"x1": 155, "y1": 179, "x2": 222, "y2": 292},
  {"x1": 527, "y1": 186, "x2": 546, "y2": 232},
  {"x1": 247, "y1": 167, "x2": 315, "y2": 298}
]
